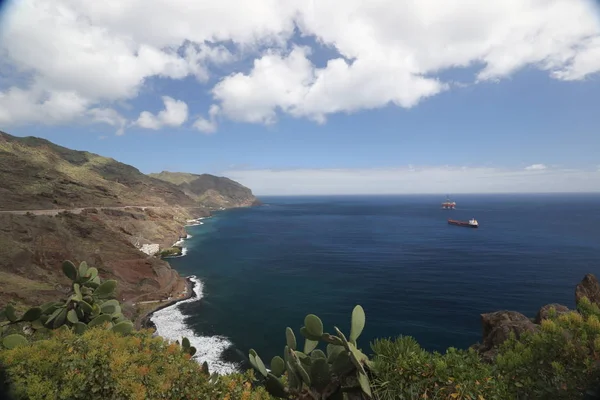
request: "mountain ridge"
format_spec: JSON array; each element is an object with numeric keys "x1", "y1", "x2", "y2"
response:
[
  {"x1": 0, "y1": 131, "x2": 196, "y2": 210},
  {"x1": 149, "y1": 171, "x2": 260, "y2": 208}
]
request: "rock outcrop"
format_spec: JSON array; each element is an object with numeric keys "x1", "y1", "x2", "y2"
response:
[
  {"x1": 535, "y1": 303, "x2": 570, "y2": 324},
  {"x1": 472, "y1": 311, "x2": 538, "y2": 360},
  {"x1": 576, "y1": 273, "x2": 600, "y2": 305},
  {"x1": 474, "y1": 274, "x2": 598, "y2": 360}
]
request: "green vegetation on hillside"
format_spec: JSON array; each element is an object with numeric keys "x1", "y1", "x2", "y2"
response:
[
  {"x1": 0, "y1": 131, "x2": 195, "y2": 210},
  {"x1": 248, "y1": 306, "x2": 374, "y2": 399},
  {"x1": 3, "y1": 262, "x2": 600, "y2": 399},
  {"x1": 148, "y1": 171, "x2": 200, "y2": 186},
  {"x1": 160, "y1": 246, "x2": 183, "y2": 258},
  {"x1": 1, "y1": 328, "x2": 272, "y2": 400}
]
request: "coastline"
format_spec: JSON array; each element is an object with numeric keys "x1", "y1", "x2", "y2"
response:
[
  {"x1": 133, "y1": 215, "x2": 208, "y2": 327},
  {"x1": 137, "y1": 276, "x2": 197, "y2": 330},
  {"x1": 132, "y1": 205, "x2": 258, "y2": 374}
]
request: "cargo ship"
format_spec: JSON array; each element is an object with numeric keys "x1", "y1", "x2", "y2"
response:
[
  {"x1": 442, "y1": 195, "x2": 456, "y2": 209},
  {"x1": 448, "y1": 218, "x2": 479, "y2": 228}
]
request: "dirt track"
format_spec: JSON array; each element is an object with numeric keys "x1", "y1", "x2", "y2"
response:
[{"x1": 0, "y1": 206, "x2": 165, "y2": 216}]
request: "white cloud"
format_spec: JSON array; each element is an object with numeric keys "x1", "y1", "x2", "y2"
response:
[
  {"x1": 0, "y1": 86, "x2": 89, "y2": 125},
  {"x1": 134, "y1": 96, "x2": 188, "y2": 129},
  {"x1": 212, "y1": 0, "x2": 600, "y2": 125},
  {"x1": 87, "y1": 107, "x2": 128, "y2": 135},
  {"x1": 213, "y1": 46, "x2": 445, "y2": 124},
  {"x1": 525, "y1": 164, "x2": 548, "y2": 171},
  {"x1": 223, "y1": 166, "x2": 600, "y2": 195},
  {"x1": 0, "y1": 0, "x2": 599, "y2": 131},
  {"x1": 193, "y1": 104, "x2": 220, "y2": 134}
]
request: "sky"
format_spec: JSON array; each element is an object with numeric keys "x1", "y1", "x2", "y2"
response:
[{"x1": 0, "y1": 0, "x2": 599, "y2": 195}]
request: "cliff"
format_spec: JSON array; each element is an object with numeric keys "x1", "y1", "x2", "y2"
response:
[{"x1": 149, "y1": 171, "x2": 260, "y2": 208}]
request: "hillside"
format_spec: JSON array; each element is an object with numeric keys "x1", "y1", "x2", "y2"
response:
[
  {"x1": 0, "y1": 131, "x2": 196, "y2": 210},
  {"x1": 0, "y1": 131, "x2": 257, "y2": 323},
  {"x1": 149, "y1": 171, "x2": 260, "y2": 208}
]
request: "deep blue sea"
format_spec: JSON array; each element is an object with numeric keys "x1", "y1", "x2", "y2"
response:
[{"x1": 151, "y1": 194, "x2": 600, "y2": 373}]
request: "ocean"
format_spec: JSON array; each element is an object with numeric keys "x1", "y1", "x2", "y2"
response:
[{"x1": 151, "y1": 194, "x2": 600, "y2": 374}]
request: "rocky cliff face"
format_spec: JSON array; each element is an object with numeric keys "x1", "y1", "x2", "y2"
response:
[{"x1": 149, "y1": 171, "x2": 260, "y2": 208}]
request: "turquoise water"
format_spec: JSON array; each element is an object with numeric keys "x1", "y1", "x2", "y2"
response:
[{"x1": 153, "y1": 194, "x2": 600, "y2": 373}]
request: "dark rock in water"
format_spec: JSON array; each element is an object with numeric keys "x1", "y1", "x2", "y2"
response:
[
  {"x1": 535, "y1": 303, "x2": 570, "y2": 324},
  {"x1": 576, "y1": 274, "x2": 600, "y2": 306},
  {"x1": 472, "y1": 310, "x2": 538, "y2": 361}
]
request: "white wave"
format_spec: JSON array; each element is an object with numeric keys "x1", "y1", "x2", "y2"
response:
[
  {"x1": 186, "y1": 217, "x2": 206, "y2": 223},
  {"x1": 186, "y1": 234, "x2": 192, "y2": 239},
  {"x1": 150, "y1": 276, "x2": 239, "y2": 375},
  {"x1": 185, "y1": 216, "x2": 209, "y2": 227},
  {"x1": 185, "y1": 221, "x2": 204, "y2": 227}
]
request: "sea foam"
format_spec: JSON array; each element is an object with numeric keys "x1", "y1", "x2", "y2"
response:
[
  {"x1": 185, "y1": 217, "x2": 207, "y2": 227},
  {"x1": 168, "y1": 236, "x2": 189, "y2": 258},
  {"x1": 150, "y1": 276, "x2": 239, "y2": 375}
]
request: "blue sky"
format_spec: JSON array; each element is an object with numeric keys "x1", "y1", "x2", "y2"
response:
[{"x1": 1, "y1": 0, "x2": 600, "y2": 194}]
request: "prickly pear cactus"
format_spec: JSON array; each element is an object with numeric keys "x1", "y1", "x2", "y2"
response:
[
  {"x1": 248, "y1": 305, "x2": 373, "y2": 400},
  {"x1": 0, "y1": 260, "x2": 133, "y2": 348},
  {"x1": 180, "y1": 336, "x2": 197, "y2": 357}
]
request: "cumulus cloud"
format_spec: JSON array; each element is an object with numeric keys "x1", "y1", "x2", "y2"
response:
[
  {"x1": 87, "y1": 107, "x2": 128, "y2": 135},
  {"x1": 212, "y1": 0, "x2": 600, "y2": 125},
  {"x1": 134, "y1": 96, "x2": 188, "y2": 130},
  {"x1": 0, "y1": 0, "x2": 599, "y2": 131},
  {"x1": 223, "y1": 166, "x2": 600, "y2": 195},
  {"x1": 0, "y1": 86, "x2": 89, "y2": 125},
  {"x1": 212, "y1": 46, "x2": 445, "y2": 124},
  {"x1": 193, "y1": 104, "x2": 220, "y2": 134},
  {"x1": 525, "y1": 164, "x2": 548, "y2": 171}
]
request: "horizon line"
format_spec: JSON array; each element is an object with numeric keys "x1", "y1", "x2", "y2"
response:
[{"x1": 254, "y1": 191, "x2": 600, "y2": 197}]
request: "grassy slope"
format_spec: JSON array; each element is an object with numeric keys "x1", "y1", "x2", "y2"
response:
[
  {"x1": 0, "y1": 131, "x2": 195, "y2": 210},
  {"x1": 147, "y1": 171, "x2": 199, "y2": 186}
]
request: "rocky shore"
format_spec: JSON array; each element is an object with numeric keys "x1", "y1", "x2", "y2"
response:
[
  {"x1": 136, "y1": 276, "x2": 197, "y2": 330},
  {"x1": 471, "y1": 273, "x2": 600, "y2": 360}
]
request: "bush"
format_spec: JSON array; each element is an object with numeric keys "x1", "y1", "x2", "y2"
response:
[
  {"x1": 496, "y1": 301, "x2": 600, "y2": 399},
  {"x1": 371, "y1": 336, "x2": 508, "y2": 400},
  {"x1": 160, "y1": 247, "x2": 182, "y2": 258},
  {"x1": 0, "y1": 327, "x2": 273, "y2": 400}
]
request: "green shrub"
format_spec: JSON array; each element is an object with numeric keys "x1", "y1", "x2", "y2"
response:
[
  {"x1": 496, "y1": 303, "x2": 600, "y2": 399},
  {"x1": 371, "y1": 336, "x2": 507, "y2": 400},
  {"x1": 248, "y1": 305, "x2": 374, "y2": 399},
  {"x1": 0, "y1": 327, "x2": 273, "y2": 400},
  {"x1": 160, "y1": 247, "x2": 182, "y2": 258},
  {"x1": 1, "y1": 260, "x2": 133, "y2": 351}
]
